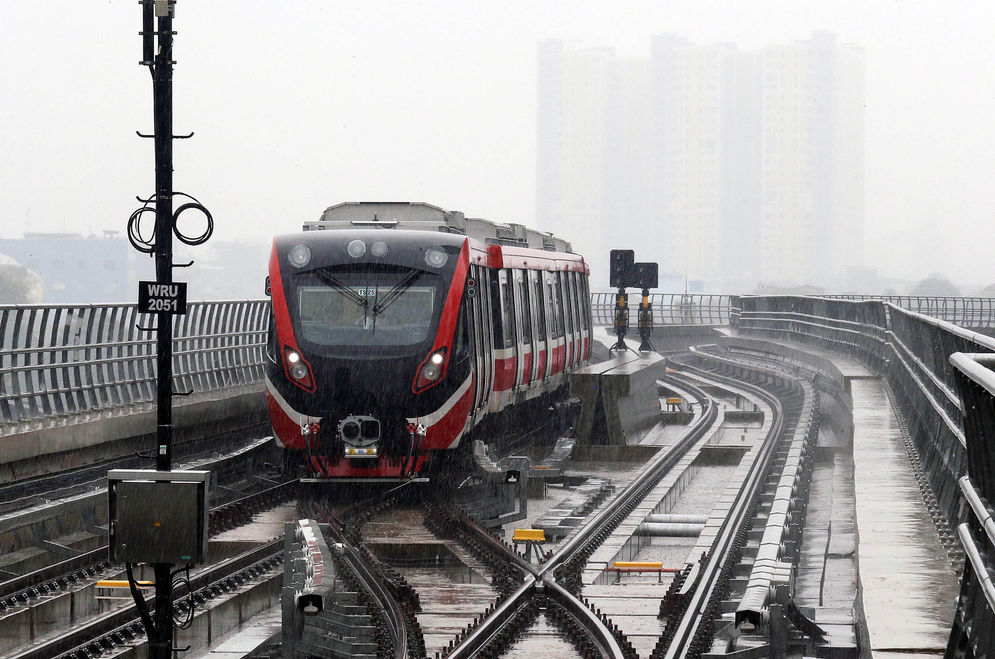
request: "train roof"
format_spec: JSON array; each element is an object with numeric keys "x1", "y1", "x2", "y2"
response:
[{"x1": 304, "y1": 201, "x2": 574, "y2": 254}]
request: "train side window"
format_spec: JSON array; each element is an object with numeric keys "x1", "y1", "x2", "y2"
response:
[
  {"x1": 559, "y1": 272, "x2": 572, "y2": 338},
  {"x1": 490, "y1": 271, "x2": 504, "y2": 349},
  {"x1": 500, "y1": 271, "x2": 516, "y2": 349},
  {"x1": 546, "y1": 272, "x2": 563, "y2": 339},
  {"x1": 580, "y1": 273, "x2": 591, "y2": 330},
  {"x1": 530, "y1": 270, "x2": 546, "y2": 340},
  {"x1": 569, "y1": 271, "x2": 583, "y2": 333},
  {"x1": 518, "y1": 273, "x2": 531, "y2": 344},
  {"x1": 561, "y1": 272, "x2": 571, "y2": 338}
]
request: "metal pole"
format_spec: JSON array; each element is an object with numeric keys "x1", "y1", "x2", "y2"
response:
[
  {"x1": 154, "y1": 5, "x2": 174, "y2": 473},
  {"x1": 151, "y1": 6, "x2": 174, "y2": 658}
]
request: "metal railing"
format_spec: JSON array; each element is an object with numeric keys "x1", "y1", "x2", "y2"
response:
[
  {"x1": 734, "y1": 295, "x2": 995, "y2": 656},
  {"x1": 590, "y1": 293, "x2": 732, "y2": 326},
  {"x1": 947, "y1": 353, "x2": 995, "y2": 657},
  {"x1": 0, "y1": 301, "x2": 268, "y2": 430},
  {"x1": 4, "y1": 294, "x2": 995, "y2": 432},
  {"x1": 824, "y1": 295, "x2": 995, "y2": 329},
  {"x1": 593, "y1": 293, "x2": 995, "y2": 329}
]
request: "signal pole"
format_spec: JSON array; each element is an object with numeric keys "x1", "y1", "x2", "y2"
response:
[
  {"x1": 126, "y1": 3, "x2": 211, "y2": 657},
  {"x1": 152, "y1": 0, "x2": 175, "y2": 475}
]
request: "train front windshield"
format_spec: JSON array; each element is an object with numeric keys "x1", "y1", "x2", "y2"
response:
[{"x1": 294, "y1": 267, "x2": 440, "y2": 348}]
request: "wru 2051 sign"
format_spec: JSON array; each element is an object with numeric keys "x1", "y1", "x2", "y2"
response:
[{"x1": 138, "y1": 281, "x2": 188, "y2": 315}]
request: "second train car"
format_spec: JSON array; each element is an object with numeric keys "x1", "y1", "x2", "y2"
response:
[{"x1": 265, "y1": 202, "x2": 591, "y2": 479}]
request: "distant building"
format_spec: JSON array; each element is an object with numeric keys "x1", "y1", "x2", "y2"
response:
[
  {"x1": 0, "y1": 232, "x2": 136, "y2": 303},
  {"x1": 537, "y1": 32, "x2": 864, "y2": 291},
  {"x1": 0, "y1": 232, "x2": 271, "y2": 304}
]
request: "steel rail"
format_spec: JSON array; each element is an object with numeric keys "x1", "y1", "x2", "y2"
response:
[
  {"x1": 323, "y1": 522, "x2": 409, "y2": 659},
  {"x1": 448, "y1": 373, "x2": 719, "y2": 658},
  {"x1": 0, "y1": 463, "x2": 292, "y2": 608},
  {"x1": 538, "y1": 374, "x2": 718, "y2": 579},
  {"x1": 7, "y1": 539, "x2": 283, "y2": 659},
  {"x1": 659, "y1": 354, "x2": 788, "y2": 658}
]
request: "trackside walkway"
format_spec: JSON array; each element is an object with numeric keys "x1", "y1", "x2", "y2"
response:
[{"x1": 851, "y1": 378, "x2": 959, "y2": 657}]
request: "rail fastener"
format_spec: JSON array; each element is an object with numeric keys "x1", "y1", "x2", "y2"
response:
[{"x1": 608, "y1": 561, "x2": 681, "y2": 583}]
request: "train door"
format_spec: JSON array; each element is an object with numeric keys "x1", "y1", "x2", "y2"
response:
[
  {"x1": 560, "y1": 271, "x2": 575, "y2": 369},
  {"x1": 491, "y1": 269, "x2": 517, "y2": 404},
  {"x1": 577, "y1": 272, "x2": 591, "y2": 360},
  {"x1": 479, "y1": 267, "x2": 496, "y2": 411},
  {"x1": 545, "y1": 271, "x2": 564, "y2": 374},
  {"x1": 568, "y1": 271, "x2": 583, "y2": 366},
  {"x1": 513, "y1": 269, "x2": 535, "y2": 387},
  {"x1": 467, "y1": 265, "x2": 488, "y2": 416}
]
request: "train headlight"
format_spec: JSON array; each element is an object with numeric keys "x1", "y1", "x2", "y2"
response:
[
  {"x1": 424, "y1": 247, "x2": 448, "y2": 268},
  {"x1": 290, "y1": 362, "x2": 309, "y2": 381},
  {"x1": 288, "y1": 244, "x2": 311, "y2": 268},
  {"x1": 370, "y1": 241, "x2": 388, "y2": 257},
  {"x1": 413, "y1": 347, "x2": 448, "y2": 392},
  {"x1": 283, "y1": 346, "x2": 315, "y2": 392},
  {"x1": 347, "y1": 239, "x2": 367, "y2": 258},
  {"x1": 422, "y1": 363, "x2": 441, "y2": 382}
]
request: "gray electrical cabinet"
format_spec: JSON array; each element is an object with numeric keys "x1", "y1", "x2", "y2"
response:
[{"x1": 108, "y1": 469, "x2": 210, "y2": 565}]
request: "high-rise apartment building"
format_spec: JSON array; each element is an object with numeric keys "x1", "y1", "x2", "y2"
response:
[{"x1": 537, "y1": 33, "x2": 864, "y2": 290}]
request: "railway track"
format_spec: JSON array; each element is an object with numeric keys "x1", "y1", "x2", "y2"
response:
[
  {"x1": 311, "y1": 347, "x2": 822, "y2": 658},
  {"x1": 4, "y1": 344, "x2": 827, "y2": 657},
  {"x1": 0, "y1": 437, "x2": 297, "y2": 659},
  {"x1": 302, "y1": 370, "x2": 722, "y2": 658}
]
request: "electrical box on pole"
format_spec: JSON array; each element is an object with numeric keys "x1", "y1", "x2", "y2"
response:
[{"x1": 108, "y1": 470, "x2": 209, "y2": 565}]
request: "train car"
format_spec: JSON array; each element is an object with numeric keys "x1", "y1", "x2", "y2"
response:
[{"x1": 265, "y1": 202, "x2": 591, "y2": 479}]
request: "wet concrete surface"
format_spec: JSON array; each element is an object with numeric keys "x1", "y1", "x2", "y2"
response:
[
  {"x1": 363, "y1": 507, "x2": 499, "y2": 656},
  {"x1": 851, "y1": 379, "x2": 959, "y2": 657},
  {"x1": 502, "y1": 615, "x2": 579, "y2": 657}
]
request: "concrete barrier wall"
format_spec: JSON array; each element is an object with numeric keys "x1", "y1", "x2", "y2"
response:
[{"x1": 570, "y1": 352, "x2": 667, "y2": 446}]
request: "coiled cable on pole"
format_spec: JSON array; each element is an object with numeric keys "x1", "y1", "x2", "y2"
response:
[
  {"x1": 126, "y1": 192, "x2": 214, "y2": 254},
  {"x1": 171, "y1": 192, "x2": 214, "y2": 246},
  {"x1": 127, "y1": 204, "x2": 158, "y2": 254}
]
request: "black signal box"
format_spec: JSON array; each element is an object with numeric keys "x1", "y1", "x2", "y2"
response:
[
  {"x1": 108, "y1": 470, "x2": 210, "y2": 565},
  {"x1": 609, "y1": 250, "x2": 635, "y2": 288},
  {"x1": 630, "y1": 262, "x2": 659, "y2": 290}
]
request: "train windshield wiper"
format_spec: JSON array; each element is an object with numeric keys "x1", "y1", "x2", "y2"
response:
[
  {"x1": 372, "y1": 270, "x2": 421, "y2": 317},
  {"x1": 315, "y1": 270, "x2": 369, "y2": 310}
]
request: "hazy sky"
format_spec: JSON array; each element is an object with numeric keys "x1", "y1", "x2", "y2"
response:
[{"x1": 2, "y1": 1, "x2": 993, "y2": 287}]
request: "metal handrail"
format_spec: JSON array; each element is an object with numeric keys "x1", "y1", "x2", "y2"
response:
[{"x1": 0, "y1": 300, "x2": 268, "y2": 429}]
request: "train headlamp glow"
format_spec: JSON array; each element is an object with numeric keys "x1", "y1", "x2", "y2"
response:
[
  {"x1": 283, "y1": 346, "x2": 314, "y2": 391},
  {"x1": 290, "y1": 362, "x2": 309, "y2": 380},
  {"x1": 347, "y1": 239, "x2": 367, "y2": 258},
  {"x1": 424, "y1": 247, "x2": 448, "y2": 268},
  {"x1": 370, "y1": 241, "x2": 388, "y2": 257},
  {"x1": 415, "y1": 347, "x2": 448, "y2": 390},
  {"x1": 288, "y1": 244, "x2": 311, "y2": 268}
]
